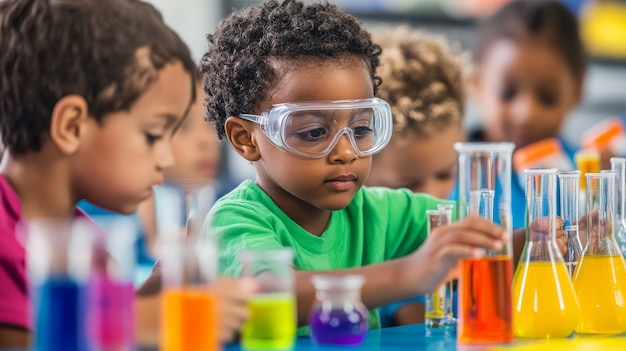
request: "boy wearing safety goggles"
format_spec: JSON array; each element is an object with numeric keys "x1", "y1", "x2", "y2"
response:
[{"x1": 202, "y1": 0, "x2": 507, "y2": 329}]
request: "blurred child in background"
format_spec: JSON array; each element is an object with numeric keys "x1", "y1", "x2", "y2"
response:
[
  {"x1": 135, "y1": 78, "x2": 222, "y2": 261},
  {"x1": 468, "y1": 0, "x2": 587, "y2": 228},
  {"x1": 367, "y1": 26, "x2": 467, "y2": 327}
]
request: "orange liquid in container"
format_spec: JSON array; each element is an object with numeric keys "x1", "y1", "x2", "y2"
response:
[
  {"x1": 161, "y1": 288, "x2": 219, "y2": 351},
  {"x1": 458, "y1": 256, "x2": 513, "y2": 344}
]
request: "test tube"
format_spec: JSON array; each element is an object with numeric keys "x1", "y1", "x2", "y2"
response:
[
  {"x1": 425, "y1": 209, "x2": 450, "y2": 336},
  {"x1": 437, "y1": 204, "x2": 457, "y2": 332},
  {"x1": 558, "y1": 170, "x2": 583, "y2": 276}
]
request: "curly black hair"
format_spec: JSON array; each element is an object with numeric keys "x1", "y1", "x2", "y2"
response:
[
  {"x1": 474, "y1": 0, "x2": 586, "y2": 80},
  {"x1": 0, "y1": 0, "x2": 198, "y2": 154},
  {"x1": 201, "y1": 0, "x2": 382, "y2": 139}
]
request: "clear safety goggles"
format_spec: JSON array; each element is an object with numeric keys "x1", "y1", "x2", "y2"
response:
[{"x1": 239, "y1": 98, "x2": 393, "y2": 158}]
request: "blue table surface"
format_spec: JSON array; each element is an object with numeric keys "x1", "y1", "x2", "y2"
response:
[
  {"x1": 3, "y1": 324, "x2": 625, "y2": 351},
  {"x1": 226, "y1": 324, "x2": 454, "y2": 351},
  {"x1": 225, "y1": 323, "x2": 626, "y2": 351}
]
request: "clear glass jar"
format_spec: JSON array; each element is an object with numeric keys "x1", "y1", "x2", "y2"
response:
[{"x1": 309, "y1": 275, "x2": 368, "y2": 345}]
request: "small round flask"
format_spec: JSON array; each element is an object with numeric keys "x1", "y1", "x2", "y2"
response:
[{"x1": 309, "y1": 275, "x2": 368, "y2": 346}]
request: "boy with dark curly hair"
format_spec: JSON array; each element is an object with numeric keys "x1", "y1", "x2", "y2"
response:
[
  {"x1": 367, "y1": 26, "x2": 468, "y2": 327},
  {"x1": 202, "y1": 0, "x2": 507, "y2": 331},
  {"x1": 0, "y1": 0, "x2": 252, "y2": 347}
]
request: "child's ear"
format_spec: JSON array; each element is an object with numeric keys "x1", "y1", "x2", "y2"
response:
[
  {"x1": 225, "y1": 117, "x2": 261, "y2": 162},
  {"x1": 49, "y1": 95, "x2": 89, "y2": 155}
]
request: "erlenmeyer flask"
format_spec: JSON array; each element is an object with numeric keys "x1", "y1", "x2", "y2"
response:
[
  {"x1": 610, "y1": 157, "x2": 626, "y2": 257},
  {"x1": 558, "y1": 170, "x2": 584, "y2": 276},
  {"x1": 573, "y1": 172, "x2": 626, "y2": 334},
  {"x1": 512, "y1": 169, "x2": 580, "y2": 338},
  {"x1": 455, "y1": 142, "x2": 514, "y2": 344}
]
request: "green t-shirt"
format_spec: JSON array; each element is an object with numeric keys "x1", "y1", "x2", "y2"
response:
[{"x1": 205, "y1": 180, "x2": 447, "y2": 330}]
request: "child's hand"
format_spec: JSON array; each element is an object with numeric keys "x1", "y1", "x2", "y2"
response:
[
  {"x1": 527, "y1": 217, "x2": 567, "y2": 254},
  {"x1": 216, "y1": 277, "x2": 257, "y2": 343},
  {"x1": 555, "y1": 217, "x2": 567, "y2": 255},
  {"x1": 406, "y1": 216, "x2": 506, "y2": 294}
]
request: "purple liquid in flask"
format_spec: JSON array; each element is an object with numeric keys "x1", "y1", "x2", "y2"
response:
[{"x1": 309, "y1": 275, "x2": 368, "y2": 346}]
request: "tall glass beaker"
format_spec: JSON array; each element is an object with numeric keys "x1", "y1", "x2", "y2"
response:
[
  {"x1": 513, "y1": 169, "x2": 580, "y2": 338},
  {"x1": 558, "y1": 170, "x2": 584, "y2": 276},
  {"x1": 454, "y1": 142, "x2": 514, "y2": 344},
  {"x1": 611, "y1": 157, "x2": 626, "y2": 256},
  {"x1": 573, "y1": 172, "x2": 626, "y2": 334}
]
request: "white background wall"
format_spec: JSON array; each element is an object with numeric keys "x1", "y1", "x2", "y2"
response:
[{"x1": 146, "y1": 0, "x2": 223, "y2": 62}]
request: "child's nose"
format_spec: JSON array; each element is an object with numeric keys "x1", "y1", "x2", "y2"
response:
[
  {"x1": 511, "y1": 92, "x2": 541, "y2": 124},
  {"x1": 156, "y1": 140, "x2": 176, "y2": 170},
  {"x1": 329, "y1": 133, "x2": 358, "y2": 163}
]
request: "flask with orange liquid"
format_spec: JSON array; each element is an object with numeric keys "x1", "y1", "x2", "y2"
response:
[
  {"x1": 512, "y1": 169, "x2": 580, "y2": 338},
  {"x1": 454, "y1": 142, "x2": 514, "y2": 344},
  {"x1": 573, "y1": 172, "x2": 626, "y2": 334}
]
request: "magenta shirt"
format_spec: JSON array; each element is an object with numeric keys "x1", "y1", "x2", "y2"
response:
[
  {"x1": 0, "y1": 175, "x2": 29, "y2": 329},
  {"x1": 0, "y1": 175, "x2": 90, "y2": 330}
]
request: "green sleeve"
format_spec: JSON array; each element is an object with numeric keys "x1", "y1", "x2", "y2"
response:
[
  {"x1": 361, "y1": 187, "x2": 452, "y2": 260},
  {"x1": 206, "y1": 200, "x2": 285, "y2": 277}
]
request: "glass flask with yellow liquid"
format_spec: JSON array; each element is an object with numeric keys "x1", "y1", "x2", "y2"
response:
[
  {"x1": 573, "y1": 172, "x2": 626, "y2": 334},
  {"x1": 512, "y1": 169, "x2": 580, "y2": 338}
]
